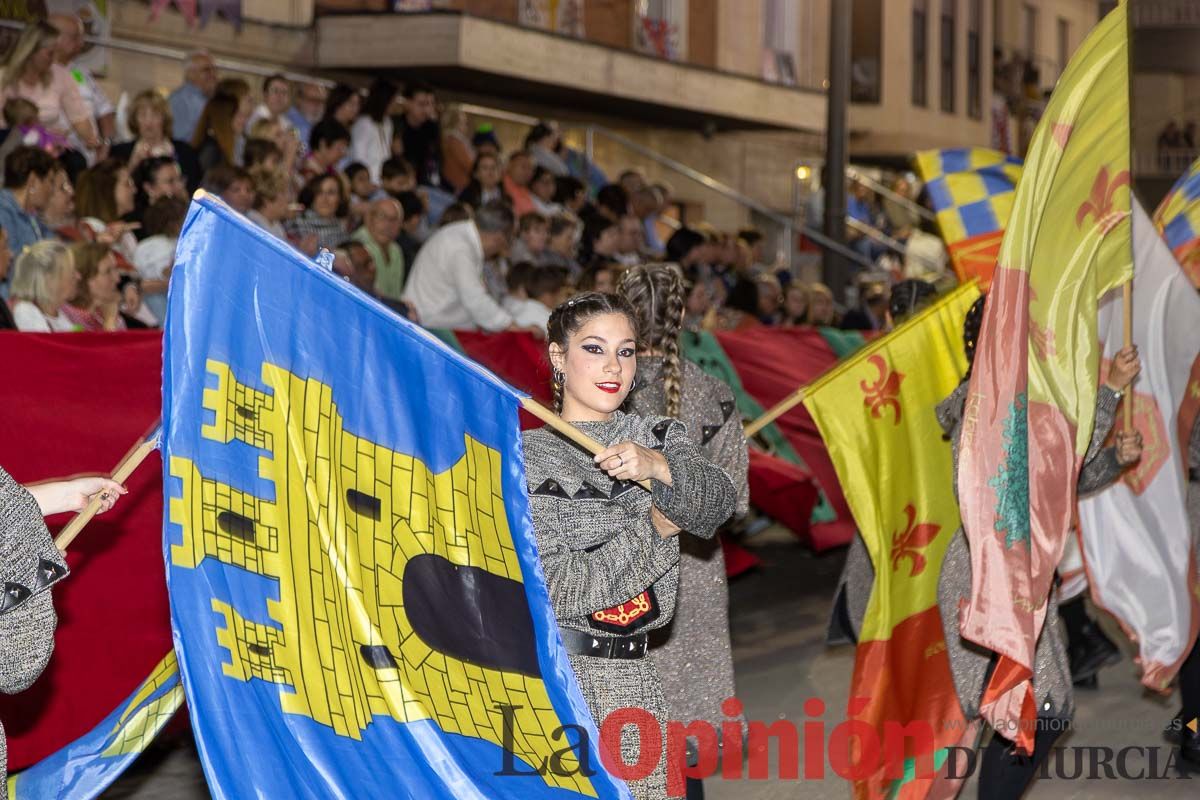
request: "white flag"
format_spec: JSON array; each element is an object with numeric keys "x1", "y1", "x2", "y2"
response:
[{"x1": 1077, "y1": 200, "x2": 1200, "y2": 691}]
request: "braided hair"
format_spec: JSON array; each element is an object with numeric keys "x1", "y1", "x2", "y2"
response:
[
  {"x1": 617, "y1": 263, "x2": 687, "y2": 418},
  {"x1": 962, "y1": 295, "x2": 986, "y2": 378},
  {"x1": 546, "y1": 292, "x2": 639, "y2": 413}
]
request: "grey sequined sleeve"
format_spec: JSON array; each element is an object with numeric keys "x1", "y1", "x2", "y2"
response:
[
  {"x1": 529, "y1": 497, "x2": 678, "y2": 619},
  {"x1": 1078, "y1": 386, "x2": 1123, "y2": 495},
  {"x1": 709, "y1": 398, "x2": 750, "y2": 517},
  {"x1": 652, "y1": 421, "x2": 737, "y2": 539},
  {"x1": 0, "y1": 468, "x2": 65, "y2": 694}
]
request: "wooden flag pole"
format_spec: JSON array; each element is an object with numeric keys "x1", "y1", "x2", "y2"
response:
[
  {"x1": 1123, "y1": 279, "x2": 1133, "y2": 428},
  {"x1": 744, "y1": 387, "x2": 807, "y2": 439},
  {"x1": 55, "y1": 436, "x2": 158, "y2": 552},
  {"x1": 519, "y1": 397, "x2": 652, "y2": 491}
]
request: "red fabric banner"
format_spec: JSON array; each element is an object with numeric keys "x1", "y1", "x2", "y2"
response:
[
  {"x1": 713, "y1": 327, "x2": 857, "y2": 550},
  {"x1": 0, "y1": 331, "x2": 171, "y2": 769}
]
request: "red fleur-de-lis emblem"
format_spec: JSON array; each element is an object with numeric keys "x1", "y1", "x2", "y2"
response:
[
  {"x1": 1075, "y1": 166, "x2": 1131, "y2": 234},
  {"x1": 860, "y1": 354, "x2": 905, "y2": 424},
  {"x1": 890, "y1": 504, "x2": 942, "y2": 577}
]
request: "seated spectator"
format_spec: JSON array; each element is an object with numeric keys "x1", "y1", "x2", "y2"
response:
[
  {"x1": 49, "y1": 12, "x2": 114, "y2": 159},
  {"x1": 528, "y1": 166, "x2": 560, "y2": 216},
  {"x1": 333, "y1": 239, "x2": 375, "y2": 293},
  {"x1": 9, "y1": 240, "x2": 77, "y2": 331},
  {"x1": 243, "y1": 135, "x2": 284, "y2": 173},
  {"x1": 380, "y1": 157, "x2": 417, "y2": 198},
  {"x1": 459, "y1": 152, "x2": 508, "y2": 209},
  {"x1": 353, "y1": 197, "x2": 405, "y2": 301},
  {"x1": 112, "y1": 89, "x2": 202, "y2": 192},
  {"x1": 118, "y1": 273, "x2": 156, "y2": 328},
  {"x1": 299, "y1": 119, "x2": 350, "y2": 184},
  {"x1": 247, "y1": 168, "x2": 289, "y2": 241},
  {"x1": 524, "y1": 122, "x2": 569, "y2": 177},
  {"x1": 247, "y1": 116, "x2": 298, "y2": 176},
  {"x1": 471, "y1": 124, "x2": 501, "y2": 158},
  {"x1": 0, "y1": 226, "x2": 12, "y2": 328},
  {"x1": 246, "y1": 73, "x2": 295, "y2": 135},
  {"x1": 840, "y1": 281, "x2": 888, "y2": 331},
  {"x1": 396, "y1": 80, "x2": 441, "y2": 188},
  {"x1": 613, "y1": 214, "x2": 644, "y2": 266},
  {"x1": 0, "y1": 22, "x2": 100, "y2": 176},
  {"x1": 754, "y1": 274, "x2": 783, "y2": 324},
  {"x1": 883, "y1": 176, "x2": 921, "y2": 233},
  {"x1": 323, "y1": 83, "x2": 362, "y2": 131},
  {"x1": 576, "y1": 259, "x2": 619, "y2": 294},
  {"x1": 192, "y1": 91, "x2": 250, "y2": 173},
  {"x1": 439, "y1": 201, "x2": 472, "y2": 227},
  {"x1": 63, "y1": 241, "x2": 125, "y2": 331},
  {"x1": 439, "y1": 104, "x2": 474, "y2": 194},
  {"x1": 0, "y1": 145, "x2": 55, "y2": 283},
  {"x1": 631, "y1": 186, "x2": 664, "y2": 257},
  {"x1": 168, "y1": 49, "x2": 217, "y2": 142},
  {"x1": 593, "y1": 183, "x2": 629, "y2": 222},
  {"x1": 553, "y1": 175, "x2": 586, "y2": 215},
  {"x1": 286, "y1": 81, "x2": 326, "y2": 154},
  {"x1": 506, "y1": 264, "x2": 569, "y2": 329},
  {"x1": 780, "y1": 282, "x2": 808, "y2": 325},
  {"x1": 130, "y1": 155, "x2": 186, "y2": 234},
  {"x1": 665, "y1": 226, "x2": 706, "y2": 268},
  {"x1": 394, "y1": 190, "x2": 423, "y2": 268},
  {"x1": 350, "y1": 79, "x2": 397, "y2": 184},
  {"x1": 402, "y1": 201, "x2": 522, "y2": 331},
  {"x1": 509, "y1": 212, "x2": 548, "y2": 265},
  {"x1": 286, "y1": 173, "x2": 349, "y2": 256},
  {"x1": 805, "y1": 282, "x2": 838, "y2": 326},
  {"x1": 133, "y1": 195, "x2": 187, "y2": 323},
  {"x1": 618, "y1": 168, "x2": 646, "y2": 197},
  {"x1": 344, "y1": 161, "x2": 376, "y2": 223},
  {"x1": 40, "y1": 164, "x2": 78, "y2": 237},
  {"x1": 542, "y1": 213, "x2": 581, "y2": 280},
  {"x1": 737, "y1": 228, "x2": 770, "y2": 274},
  {"x1": 75, "y1": 158, "x2": 137, "y2": 262},
  {"x1": 580, "y1": 215, "x2": 619, "y2": 266},
  {"x1": 503, "y1": 150, "x2": 536, "y2": 217},
  {"x1": 201, "y1": 162, "x2": 253, "y2": 214}
]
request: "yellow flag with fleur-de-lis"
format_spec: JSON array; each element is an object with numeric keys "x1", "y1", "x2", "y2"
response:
[
  {"x1": 804, "y1": 281, "x2": 981, "y2": 800},
  {"x1": 955, "y1": 0, "x2": 1132, "y2": 756}
]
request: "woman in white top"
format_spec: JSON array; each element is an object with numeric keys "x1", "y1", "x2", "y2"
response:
[
  {"x1": 349, "y1": 79, "x2": 397, "y2": 184},
  {"x1": 9, "y1": 240, "x2": 79, "y2": 332},
  {"x1": 75, "y1": 158, "x2": 138, "y2": 263}
]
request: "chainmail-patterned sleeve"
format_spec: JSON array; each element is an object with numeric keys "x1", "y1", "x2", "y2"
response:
[
  {"x1": 1078, "y1": 386, "x2": 1123, "y2": 495},
  {"x1": 0, "y1": 467, "x2": 69, "y2": 797},
  {"x1": 1189, "y1": 415, "x2": 1199, "y2": 473},
  {"x1": 651, "y1": 419, "x2": 737, "y2": 539}
]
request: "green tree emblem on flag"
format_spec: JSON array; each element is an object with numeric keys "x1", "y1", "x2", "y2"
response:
[{"x1": 987, "y1": 393, "x2": 1030, "y2": 549}]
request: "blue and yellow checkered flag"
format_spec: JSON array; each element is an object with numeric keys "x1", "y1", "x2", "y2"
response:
[
  {"x1": 7, "y1": 653, "x2": 183, "y2": 800},
  {"x1": 913, "y1": 147, "x2": 1023, "y2": 287},
  {"x1": 1152, "y1": 156, "x2": 1200, "y2": 288}
]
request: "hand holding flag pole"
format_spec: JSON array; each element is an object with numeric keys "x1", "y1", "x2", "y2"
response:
[
  {"x1": 55, "y1": 425, "x2": 160, "y2": 552},
  {"x1": 519, "y1": 397, "x2": 652, "y2": 491}
]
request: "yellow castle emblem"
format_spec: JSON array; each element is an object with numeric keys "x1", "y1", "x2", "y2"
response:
[{"x1": 169, "y1": 359, "x2": 595, "y2": 796}]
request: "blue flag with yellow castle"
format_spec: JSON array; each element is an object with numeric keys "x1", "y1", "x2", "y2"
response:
[
  {"x1": 7, "y1": 653, "x2": 183, "y2": 800},
  {"x1": 162, "y1": 193, "x2": 632, "y2": 799}
]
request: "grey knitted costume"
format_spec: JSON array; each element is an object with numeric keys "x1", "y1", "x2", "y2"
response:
[
  {"x1": 522, "y1": 412, "x2": 736, "y2": 800},
  {"x1": 626, "y1": 356, "x2": 748, "y2": 735},
  {"x1": 0, "y1": 467, "x2": 69, "y2": 799},
  {"x1": 831, "y1": 384, "x2": 1124, "y2": 727}
]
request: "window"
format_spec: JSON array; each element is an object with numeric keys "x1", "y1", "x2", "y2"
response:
[
  {"x1": 1022, "y1": 3, "x2": 1038, "y2": 57},
  {"x1": 633, "y1": 0, "x2": 688, "y2": 61},
  {"x1": 762, "y1": 0, "x2": 800, "y2": 86},
  {"x1": 967, "y1": 0, "x2": 982, "y2": 118},
  {"x1": 851, "y1": 0, "x2": 883, "y2": 104},
  {"x1": 913, "y1": 0, "x2": 928, "y2": 106},
  {"x1": 940, "y1": 0, "x2": 956, "y2": 113},
  {"x1": 1056, "y1": 17, "x2": 1070, "y2": 79}
]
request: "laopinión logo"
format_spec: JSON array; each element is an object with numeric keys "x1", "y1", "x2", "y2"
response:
[{"x1": 495, "y1": 699, "x2": 1198, "y2": 795}]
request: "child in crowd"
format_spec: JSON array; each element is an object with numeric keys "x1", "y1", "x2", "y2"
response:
[
  {"x1": 2, "y1": 97, "x2": 66, "y2": 156},
  {"x1": 509, "y1": 212, "x2": 548, "y2": 265},
  {"x1": 503, "y1": 261, "x2": 570, "y2": 330},
  {"x1": 380, "y1": 157, "x2": 417, "y2": 198},
  {"x1": 247, "y1": 168, "x2": 290, "y2": 242},
  {"x1": 118, "y1": 273, "x2": 158, "y2": 328},
  {"x1": 133, "y1": 196, "x2": 188, "y2": 323}
]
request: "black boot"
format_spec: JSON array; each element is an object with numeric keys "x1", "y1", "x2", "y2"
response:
[
  {"x1": 1179, "y1": 715, "x2": 1200, "y2": 773},
  {"x1": 1061, "y1": 596, "x2": 1120, "y2": 683}
]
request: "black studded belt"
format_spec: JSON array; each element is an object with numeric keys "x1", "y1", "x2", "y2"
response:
[{"x1": 559, "y1": 626, "x2": 648, "y2": 660}]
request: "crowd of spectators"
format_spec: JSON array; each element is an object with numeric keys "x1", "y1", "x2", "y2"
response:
[{"x1": 0, "y1": 15, "x2": 952, "y2": 338}]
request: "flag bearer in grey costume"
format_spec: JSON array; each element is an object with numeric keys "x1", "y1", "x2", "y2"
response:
[
  {"x1": 522, "y1": 292, "x2": 737, "y2": 800},
  {"x1": 0, "y1": 467, "x2": 124, "y2": 797},
  {"x1": 618, "y1": 264, "x2": 748, "y2": 779},
  {"x1": 829, "y1": 297, "x2": 1143, "y2": 800}
]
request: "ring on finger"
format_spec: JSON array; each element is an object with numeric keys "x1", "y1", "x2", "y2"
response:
[{"x1": 616, "y1": 455, "x2": 623, "y2": 468}]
